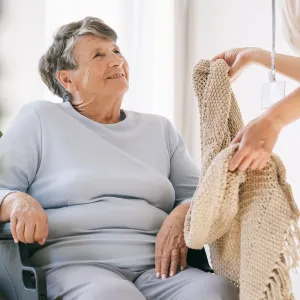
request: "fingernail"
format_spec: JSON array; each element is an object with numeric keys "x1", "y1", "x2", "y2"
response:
[
  {"x1": 162, "y1": 274, "x2": 167, "y2": 280},
  {"x1": 156, "y1": 272, "x2": 160, "y2": 279},
  {"x1": 170, "y1": 271, "x2": 175, "y2": 277},
  {"x1": 14, "y1": 239, "x2": 18, "y2": 243},
  {"x1": 180, "y1": 266, "x2": 184, "y2": 271}
]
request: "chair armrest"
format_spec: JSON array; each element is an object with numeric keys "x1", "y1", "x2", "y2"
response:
[{"x1": 0, "y1": 222, "x2": 13, "y2": 239}]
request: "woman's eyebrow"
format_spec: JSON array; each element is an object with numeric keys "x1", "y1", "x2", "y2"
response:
[
  {"x1": 91, "y1": 47, "x2": 103, "y2": 57},
  {"x1": 91, "y1": 45, "x2": 120, "y2": 57}
]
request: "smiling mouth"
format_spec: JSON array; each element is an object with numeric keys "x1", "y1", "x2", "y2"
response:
[{"x1": 107, "y1": 73, "x2": 125, "y2": 79}]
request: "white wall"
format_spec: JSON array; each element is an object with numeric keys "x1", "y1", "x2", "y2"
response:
[
  {"x1": 188, "y1": 0, "x2": 299, "y2": 297},
  {"x1": 0, "y1": 0, "x2": 46, "y2": 130}
]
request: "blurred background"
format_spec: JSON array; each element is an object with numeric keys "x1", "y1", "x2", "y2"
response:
[{"x1": 0, "y1": 0, "x2": 299, "y2": 297}]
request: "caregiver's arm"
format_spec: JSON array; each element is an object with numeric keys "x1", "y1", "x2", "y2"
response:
[
  {"x1": 212, "y1": 47, "x2": 300, "y2": 83},
  {"x1": 229, "y1": 87, "x2": 300, "y2": 171},
  {"x1": 251, "y1": 48, "x2": 300, "y2": 82},
  {"x1": 0, "y1": 103, "x2": 48, "y2": 244},
  {"x1": 212, "y1": 47, "x2": 300, "y2": 171}
]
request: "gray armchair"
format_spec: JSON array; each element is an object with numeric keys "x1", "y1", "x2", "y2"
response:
[{"x1": 0, "y1": 222, "x2": 47, "y2": 300}]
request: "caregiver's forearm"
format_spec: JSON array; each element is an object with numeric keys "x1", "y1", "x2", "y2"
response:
[
  {"x1": 265, "y1": 87, "x2": 300, "y2": 127},
  {"x1": 251, "y1": 48, "x2": 300, "y2": 82}
]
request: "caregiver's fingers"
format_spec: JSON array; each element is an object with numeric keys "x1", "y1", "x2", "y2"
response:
[
  {"x1": 211, "y1": 52, "x2": 226, "y2": 62},
  {"x1": 249, "y1": 157, "x2": 263, "y2": 171},
  {"x1": 258, "y1": 155, "x2": 270, "y2": 170},
  {"x1": 237, "y1": 155, "x2": 253, "y2": 172},
  {"x1": 231, "y1": 129, "x2": 245, "y2": 145},
  {"x1": 229, "y1": 146, "x2": 250, "y2": 171}
]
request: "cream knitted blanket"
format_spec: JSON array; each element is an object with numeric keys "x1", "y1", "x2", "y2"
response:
[{"x1": 184, "y1": 60, "x2": 300, "y2": 300}]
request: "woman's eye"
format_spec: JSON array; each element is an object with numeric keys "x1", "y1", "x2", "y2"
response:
[
  {"x1": 93, "y1": 53, "x2": 104, "y2": 59},
  {"x1": 114, "y1": 50, "x2": 122, "y2": 55}
]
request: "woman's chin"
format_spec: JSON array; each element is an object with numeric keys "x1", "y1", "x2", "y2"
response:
[{"x1": 109, "y1": 84, "x2": 129, "y2": 96}]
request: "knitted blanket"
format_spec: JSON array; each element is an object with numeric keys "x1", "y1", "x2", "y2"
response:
[{"x1": 184, "y1": 60, "x2": 300, "y2": 300}]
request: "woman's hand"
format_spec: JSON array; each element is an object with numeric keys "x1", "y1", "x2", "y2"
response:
[
  {"x1": 155, "y1": 203, "x2": 189, "y2": 280},
  {"x1": 6, "y1": 192, "x2": 48, "y2": 245},
  {"x1": 212, "y1": 47, "x2": 260, "y2": 82},
  {"x1": 229, "y1": 113, "x2": 283, "y2": 172}
]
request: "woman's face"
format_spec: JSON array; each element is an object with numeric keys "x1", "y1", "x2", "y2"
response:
[{"x1": 61, "y1": 35, "x2": 129, "y2": 101}]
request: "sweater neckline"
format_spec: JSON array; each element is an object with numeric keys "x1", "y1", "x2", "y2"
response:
[{"x1": 61, "y1": 101, "x2": 132, "y2": 130}]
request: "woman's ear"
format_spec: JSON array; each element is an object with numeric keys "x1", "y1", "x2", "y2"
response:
[{"x1": 57, "y1": 70, "x2": 76, "y2": 94}]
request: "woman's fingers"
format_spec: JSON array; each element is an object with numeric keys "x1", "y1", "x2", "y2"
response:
[
  {"x1": 8, "y1": 193, "x2": 49, "y2": 245},
  {"x1": 10, "y1": 215, "x2": 48, "y2": 245},
  {"x1": 169, "y1": 249, "x2": 179, "y2": 277},
  {"x1": 34, "y1": 217, "x2": 48, "y2": 244},
  {"x1": 16, "y1": 221, "x2": 25, "y2": 243},
  {"x1": 179, "y1": 246, "x2": 188, "y2": 271},
  {"x1": 160, "y1": 249, "x2": 171, "y2": 279},
  {"x1": 24, "y1": 222, "x2": 35, "y2": 244},
  {"x1": 155, "y1": 240, "x2": 163, "y2": 278},
  {"x1": 10, "y1": 216, "x2": 18, "y2": 243}
]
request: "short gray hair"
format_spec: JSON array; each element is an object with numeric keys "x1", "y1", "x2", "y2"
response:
[{"x1": 39, "y1": 17, "x2": 118, "y2": 102}]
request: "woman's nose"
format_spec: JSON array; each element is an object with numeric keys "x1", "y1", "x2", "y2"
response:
[{"x1": 107, "y1": 53, "x2": 124, "y2": 68}]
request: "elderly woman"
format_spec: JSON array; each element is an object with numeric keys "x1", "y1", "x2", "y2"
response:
[{"x1": 0, "y1": 17, "x2": 238, "y2": 300}]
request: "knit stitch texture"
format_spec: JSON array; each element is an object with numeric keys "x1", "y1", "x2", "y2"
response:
[{"x1": 184, "y1": 60, "x2": 300, "y2": 300}]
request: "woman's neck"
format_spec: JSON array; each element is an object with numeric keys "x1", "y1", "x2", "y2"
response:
[{"x1": 72, "y1": 94, "x2": 123, "y2": 124}]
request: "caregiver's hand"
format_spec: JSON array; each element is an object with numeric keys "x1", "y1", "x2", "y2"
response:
[
  {"x1": 212, "y1": 47, "x2": 260, "y2": 82},
  {"x1": 155, "y1": 203, "x2": 189, "y2": 280},
  {"x1": 4, "y1": 192, "x2": 48, "y2": 245},
  {"x1": 229, "y1": 113, "x2": 283, "y2": 172}
]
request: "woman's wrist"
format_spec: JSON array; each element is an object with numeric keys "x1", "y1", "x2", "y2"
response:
[
  {"x1": 0, "y1": 192, "x2": 19, "y2": 222},
  {"x1": 172, "y1": 202, "x2": 190, "y2": 220}
]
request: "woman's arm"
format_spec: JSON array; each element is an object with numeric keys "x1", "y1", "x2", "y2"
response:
[
  {"x1": 167, "y1": 124, "x2": 200, "y2": 207},
  {"x1": 0, "y1": 103, "x2": 48, "y2": 244},
  {"x1": 155, "y1": 119, "x2": 199, "y2": 279}
]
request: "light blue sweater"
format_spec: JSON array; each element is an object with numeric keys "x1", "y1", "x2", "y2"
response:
[{"x1": 0, "y1": 101, "x2": 200, "y2": 272}]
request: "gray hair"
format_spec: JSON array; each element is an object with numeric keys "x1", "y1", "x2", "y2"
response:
[{"x1": 39, "y1": 17, "x2": 118, "y2": 102}]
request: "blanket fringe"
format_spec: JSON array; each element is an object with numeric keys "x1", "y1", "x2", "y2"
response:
[{"x1": 262, "y1": 218, "x2": 300, "y2": 300}]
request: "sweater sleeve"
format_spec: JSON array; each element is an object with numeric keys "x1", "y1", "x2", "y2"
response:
[
  {"x1": 166, "y1": 119, "x2": 200, "y2": 207},
  {"x1": 0, "y1": 104, "x2": 42, "y2": 206}
]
